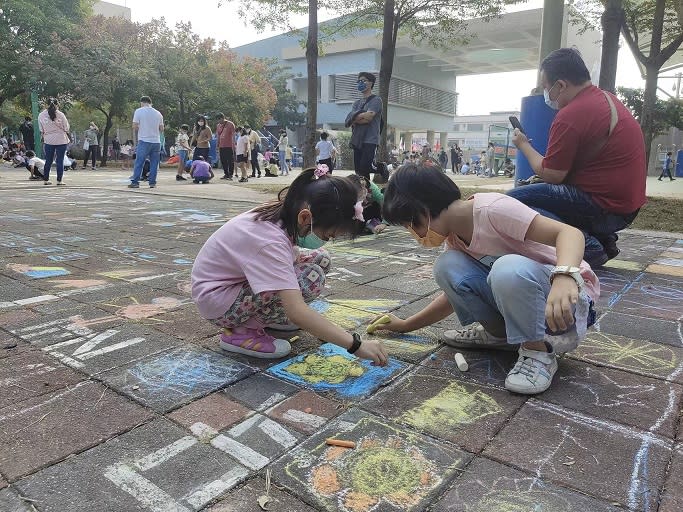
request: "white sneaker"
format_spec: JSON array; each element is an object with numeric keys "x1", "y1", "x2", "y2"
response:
[
  {"x1": 505, "y1": 345, "x2": 558, "y2": 394},
  {"x1": 442, "y1": 322, "x2": 514, "y2": 350},
  {"x1": 264, "y1": 322, "x2": 299, "y2": 332}
]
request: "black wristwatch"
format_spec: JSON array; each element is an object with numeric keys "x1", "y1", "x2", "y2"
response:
[{"x1": 347, "y1": 332, "x2": 362, "y2": 354}]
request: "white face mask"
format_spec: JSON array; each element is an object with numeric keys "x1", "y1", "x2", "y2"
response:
[{"x1": 544, "y1": 82, "x2": 561, "y2": 110}]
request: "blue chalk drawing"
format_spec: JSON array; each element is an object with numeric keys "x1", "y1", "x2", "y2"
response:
[
  {"x1": 48, "y1": 253, "x2": 89, "y2": 262},
  {"x1": 24, "y1": 267, "x2": 71, "y2": 279},
  {"x1": 56, "y1": 236, "x2": 87, "y2": 243},
  {"x1": 26, "y1": 246, "x2": 65, "y2": 254},
  {"x1": 173, "y1": 258, "x2": 194, "y2": 265},
  {"x1": 267, "y1": 343, "x2": 408, "y2": 400}
]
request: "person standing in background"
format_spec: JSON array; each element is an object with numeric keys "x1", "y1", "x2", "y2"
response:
[
  {"x1": 216, "y1": 113, "x2": 235, "y2": 180},
  {"x1": 128, "y1": 95, "x2": 164, "y2": 189},
  {"x1": 112, "y1": 135, "x2": 121, "y2": 162},
  {"x1": 278, "y1": 129, "x2": 289, "y2": 175},
  {"x1": 175, "y1": 124, "x2": 191, "y2": 181},
  {"x1": 83, "y1": 122, "x2": 100, "y2": 170},
  {"x1": 247, "y1": 125, "x2": 261, "y2": 178},
  {"x1": 20, "y1": 116, "x2": 35, "y2": 151},
  {"x1": 659, "y1": 151, "x2": 676, "y2": 181},
  {"x1": 38, "y1": 98, "x2": 70, "y2": 186},
  {"x1": 315, "y1": 132, "x2": 337, "y2": 173},
  {"x1": 192, "y1": 115, "x2": 212, "y2": 162}
]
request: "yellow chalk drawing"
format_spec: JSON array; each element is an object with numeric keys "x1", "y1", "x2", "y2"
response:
[
  {"x1": 399, "y1": 381, "x2": 503, "y2": 430},
  {"x1": 286, "y1": 354, "x2": 365, "y2": 384},
  {"x1": 472, "y1": 490, "x2": 573, "y2": 512},
  {"x1": 99, "y1": 269, "x2": 151, "y2": 281},
  {"x1": 325, "y1": 298, "x2": 404, "y2": 314},
  {"x1": 50, "y1": 279, "x2": 108, "y2": 289},
  {"x1": 310, "y1": 435, "x2": 440, "y2": 512},
  {"x1": 573, "y1": 332, "x2": 677, "y2": 374},
  {"x1": 603, "y1": 259, "x2": 644, "y2": 271},
  {"x1": 645, "y1": 263, "x2": 683, "y2": 277}
]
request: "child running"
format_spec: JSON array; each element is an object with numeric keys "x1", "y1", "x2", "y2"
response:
[
  {"x1": 191, "y1": 165, "x2": 388, "y2": 364},
  {"x1": 372, "y1": 164, "x2": 599, "y2": 394}
]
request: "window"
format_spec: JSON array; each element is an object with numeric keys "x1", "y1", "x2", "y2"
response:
[{"x1": 467, "y1": 123, "x2": 484, "y2": 132}]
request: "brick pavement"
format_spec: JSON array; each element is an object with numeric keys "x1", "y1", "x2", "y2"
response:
[{"x1": 0, "y1": 184, "x2": 682, "y2": 511}]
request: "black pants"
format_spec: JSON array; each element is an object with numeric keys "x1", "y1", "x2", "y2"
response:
[
  {"x1": 84, "y1": 145, "x2": 99, "y2": 167},
  {"x1": 317, "y1": 157, "x2": 334, "y2": 173},
  {"x1": 659, "y1": 168, "x2": 674, "y2": 180},
  {"x1": 194, "y1": 147, "x2": 210, "y2": 162},
  {"x1": 353, "y1": 143, "x2": 377, "y2": 180},
  {"x1": 250, "y1": 148, "x2": 261, "y2": 176},
  {"x1": 219, "y1": 147, "x2": 235, "y2": 177}
]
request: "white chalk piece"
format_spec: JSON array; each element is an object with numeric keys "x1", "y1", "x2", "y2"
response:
[{"x1": 454, "y1": 352, "x2": 468, "y2": 372}]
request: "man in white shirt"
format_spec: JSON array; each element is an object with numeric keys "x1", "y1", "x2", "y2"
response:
[
  {"x1": 315, "y1": 131, "x2": 337, "y2": 172},
  {"x1": 128, "y1": 96, "x2": 164, "y2": 189},
  {"x1": 25, "y1": 150, "x2": 45, "y2": 179}
]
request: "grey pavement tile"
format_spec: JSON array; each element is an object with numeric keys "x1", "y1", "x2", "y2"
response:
[
  {"x1": 267, "y1": 390, "x2": 346, "y2": 435},
  {"x1": 99, "y1": 346, "x2": 255, "y2": 412},
  {"x1": 431, "y1": 456, "x2": 622, "y2": 512},
  {"x1": 370, "y1": 266, "x2": 441, "y2": 295},
  {"x1": 366, "y1": 326, "x2": 442, "y2": 364},
  {"x1": 0, "y1": 333, "x2": 27, "y2": 360},
  {"x1": 225, "y1": 373, "x2": 300, "y2": 411},
  {"x1": 0, "y1": 380, "x2": 154, "y2": 481},
  {"x1": 208, "y1": 477, "x2": 317, "y2": 512},
  {"x1": 0, "y1": 349, "x2": 84, "y2": 408},
  {"x1": 660, "y1": 443, "x2": 683, "y2": 512},
  {"x1": 608, "y1": 274, "x2": 683, "y2": 321},
  {"x1": 483, "y1": 400, "x2": 673, "y2": 511},
  {"x1": 538, "y1": 358, "x2": 683, "y2": 438},
  {"x1": 15, "y1": 418, "x2": 249, "y2": 512},
  {"x1": 325, "y1": 285, "x2": 422, "y2": 310},
  {"x1": 272, "y1": 408, "x2": 471, "y2": 512},
  {"x1": 364, "y1": 367, "x2": 526, "y2": 452},
  {"x1": 151, "y1": 305, "x2": 222, "y2": 342},
  {"x1": 167, "y1": 392, "x2": 252, "y2": 434},
  {"x1": 0, "y1": 487, "x2": 34, "y2": 512}
]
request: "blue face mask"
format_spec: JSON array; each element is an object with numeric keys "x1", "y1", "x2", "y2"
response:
[
  {"x1": 357, "y1": 81, "x2": 367, "y2": 92},
  {"x1": 296, "y1": 219, "x2": 327, "y2": 249}
]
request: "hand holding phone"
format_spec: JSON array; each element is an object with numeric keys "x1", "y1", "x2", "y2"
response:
[{"x1": 509, "y1": 116, "x2": 525, "y2": 135}]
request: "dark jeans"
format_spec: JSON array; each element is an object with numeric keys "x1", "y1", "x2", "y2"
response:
[
  {"x1": 44, "y1": 143, "x2": 67, "y2": 182},
  {"x1": 353, "y1": 143, "x2": 377, "y2": 180},
  {"x1": 659, "y1": 168, "x2": 674, "y2": 180},
  {"x1": 250, "y1": 148, "x2": 261, "y2": 176},
  {"x1": 507, "y1": 183, "x2": 639, "y2": 267},
  {"x1": 219, "y1": 147, "x2": 235, "y2": 177},
  {"x1": 84, "y1": 145, "x2": 99, "y2": 167},
  {"x1": 317, "y1": 157, "x2": 334, "y2": 173},
  {"x1": 194, "y1": 147, "x2": 210, "y2": 161}
]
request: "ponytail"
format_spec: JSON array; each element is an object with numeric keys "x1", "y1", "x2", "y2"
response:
[{"x1": 47, "y1": 99, "x2": 58, "y2": 121}]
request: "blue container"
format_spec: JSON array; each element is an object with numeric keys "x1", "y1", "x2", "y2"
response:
[
  {"x1": 676, "y1": 150, "x2": 683, "y2": 177},
  {"x1": 515, "y1": 94, "x2": 558, "y2": 182},
  {"x1": 209, "y1": 136, "x2": 218, "y2": 166}
]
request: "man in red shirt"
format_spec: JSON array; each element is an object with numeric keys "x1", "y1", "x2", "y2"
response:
[
  {"x1": 216, "y1": 113, "x2": 236, "y2": 181},
  {"x1": 510, "y1": 48, "x2": 646, "y2": 267}
]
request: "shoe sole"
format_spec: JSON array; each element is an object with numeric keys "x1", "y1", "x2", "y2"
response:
[
  {"x1": 264, "y1": 324, "x2": 300, "y2": 332},
  {"x1": 504, "y1": 377, "x2": 553, "y2": 395},
  {"x1": 441, "y1": 334, "x2": 517, "y2": 351},
  {"x1": 219, "y1": 340, "x2": 290, "y2": 358}
]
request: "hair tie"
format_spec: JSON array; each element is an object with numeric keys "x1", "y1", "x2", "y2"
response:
[
  {"x1": 353, "y1": 200, "x2": 365, "y2": 222},
  {"x1": 314, "y1": 163, "x2": 329, "y2": 179}
]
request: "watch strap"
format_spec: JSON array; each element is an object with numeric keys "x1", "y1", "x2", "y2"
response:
[{"x1": 347, "y1": 332, "x2": 362, "y2": 354}]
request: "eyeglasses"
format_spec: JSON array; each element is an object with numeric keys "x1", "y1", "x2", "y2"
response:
[{"x1": 357, "y1": 79, "x2": 369, "y2": 84}]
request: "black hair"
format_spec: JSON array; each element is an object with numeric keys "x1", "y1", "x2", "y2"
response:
[
  {"x1": 25, "y1": 116, "x2": 31, "y2": 121},
  {"x1": 382, "y1": 163, "x2": 461, "y2": 227},
  {"x1": 180, "y1": 124, "x2": 189, "y2": 131},
  {"x1": 541, "y1": 48, "x2": 591, "y2": 86},
  {"x1": 320, "y1": 132, "x2": 329, "y2": 140},
  {"x1": 357, "y1": 72, "x2": 376, "y2": 87},
  {"x1": 245, "y1": 124, "x2": 251, "y2": 129},
  {"x1": 140, "y1": 96, "x2": 152, "y2": 104},
  {"x1": 195, "y1": 116, "x2": 207, "y2": 133},
  {"x1": 252, "y1": 168, "x2": 364, "y2": 241},
  {"x1": 240, "y1": 128, "x2": 247, "y2": 136},
  {"x1": 216, "y1": 112, "x2": 225, "y2": 120},
  {"x1": 667, "y1": 151, "x2": 673, "y2": 156},
  {"x1": 26, "y1": 150, "x2": 35, "y2": 158},
  {"x1": 47, "y1": 98, "x2": 58, "y2": 121}
]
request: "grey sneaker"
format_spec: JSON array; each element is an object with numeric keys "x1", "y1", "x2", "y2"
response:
[
  {"x1": 505, "y1": 346, "x2": 558, "y2": 394},
  {"x1": 442, "y1": 322, "x2": 514, "y2": 350}
]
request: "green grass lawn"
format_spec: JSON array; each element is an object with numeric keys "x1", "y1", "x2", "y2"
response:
[{"x1": 243, "y1": 183, "x2": 683, "y2": 234}]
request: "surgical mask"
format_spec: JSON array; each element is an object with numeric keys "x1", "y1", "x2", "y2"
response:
[
  {"x1": 199, "y1": 122, "x2": 205, "y2": 126},
  {"x1": 544, "y1": 83, "x2": 560, "y2": 110},
  {"x1": 357, "y1": 81, "x2": 367, "y2": 92},
  {"x1": 407, "y1": 219, "x2": 447, "y2": 248},
  {"x1": 296, "y1": 220, "x2": 327, "y2": 249}
]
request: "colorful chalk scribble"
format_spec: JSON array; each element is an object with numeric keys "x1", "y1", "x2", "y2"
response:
[
  {"x1": 268, "y1": 343, "x2": 407, "y2": 399},
  {"x1": 99, "y1": 296, "x2": 188, "y2": 321},
  {"x1": 7, "y1": 263, "x2": 70, "y2": 279}
]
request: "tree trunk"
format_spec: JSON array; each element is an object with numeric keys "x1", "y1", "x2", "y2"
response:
[
  {"x1": 377, "y1": 0, "x2": 397, "y2": 162},
  {"x1": 642, "y1": 63, "x2": 660, "y2": 170},
  {"x1": 303, "y1": 0, "x2": 318, "y2": 169},
  {"x1": 599, "y1": 0, "x2": 623, "y2": 92},
  {"x1": 179, "y1": 90, "x2": 186, "y2": 125},
  {"x1": 100, "y1": 113, "x2": 113, "y2": 167}
]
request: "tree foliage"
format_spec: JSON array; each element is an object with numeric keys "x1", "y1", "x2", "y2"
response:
[{"x1": 618, "y1": 86, "x2": 683, "y2": 133}]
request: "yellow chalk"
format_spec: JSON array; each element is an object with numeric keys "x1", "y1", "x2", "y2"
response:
[
  {"x1": 366, "y1": 315, "x2": 391, "y2": 334},
  {"x1": 289, "y1": 336, "x2": 300, "y2": 343}
]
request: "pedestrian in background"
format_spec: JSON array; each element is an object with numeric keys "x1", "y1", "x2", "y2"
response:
[{"x1": 38, "y1": 98, "x2": 70, "y2": 186}]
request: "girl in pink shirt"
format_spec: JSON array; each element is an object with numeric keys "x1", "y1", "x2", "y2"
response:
[
  {"x1": 191, "y1": 165, "x2": 388, "y2": 365},
  {"x1": 373, "y1": 163, "x2": 599, "y2": 395}
]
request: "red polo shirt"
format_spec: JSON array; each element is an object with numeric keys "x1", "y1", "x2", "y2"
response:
[
  {"x1": 216, "y1": 120, "x2": 235, "y2": 148},
  {"x1": 543, "y1": 85, "x2": 646, "y2": 214}
]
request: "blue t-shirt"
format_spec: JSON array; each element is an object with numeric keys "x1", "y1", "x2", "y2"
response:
[{"x1": 664, "y1": 156, "x2": 672, "y2": 170}]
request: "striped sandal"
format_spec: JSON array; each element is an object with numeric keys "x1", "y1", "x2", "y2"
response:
[{"x1": 219, "y1": 327, "x2": 291, "y2": 359}]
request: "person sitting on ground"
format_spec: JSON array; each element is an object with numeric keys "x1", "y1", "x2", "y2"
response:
[
  {"x1": 460, "y1": 161, "x2": 470, "y2": 175},
  {"x1": 190, "y1": 155, "x2": 214, "y2": 184},
  {"x1": 348, "y1": 172, "x2": 388, "y2": 234},
  {"x1": 509, "y1": 47, "x2": 646, "y2": 267},
  {"x1": 25, "y1": 150, "x2": 45, "y2": 180},
  {"x1": 372, "y1": 163, "x2": 599, "y2": 395},
  {"x1": 264, "y1": 161, "x2": 280, "y2": 177}
]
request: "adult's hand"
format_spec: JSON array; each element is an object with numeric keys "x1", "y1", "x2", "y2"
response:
[{"x1": 511, "y1": 128, "x2": 529, "y2": 148}]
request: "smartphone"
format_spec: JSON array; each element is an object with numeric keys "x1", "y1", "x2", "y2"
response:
[{"x1": 509, "y1": 116, "x2": 525, "y2": 135}]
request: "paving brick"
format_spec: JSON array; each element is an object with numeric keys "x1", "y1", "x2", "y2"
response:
[
  {"x1": 483, "y1": 400, "x2": 673, "y2": 511},
  {"x1": 267, "y1": 343, "x2": 409, "y2": 400},
  {"x1": 0, "y1": 350, "x2": 84, "y2": 408},
  {"x1": 598, "y1": 311, "x2": 682, "y2": 346},
  {"x1": 0, "y1": 380, "x2": 153, "y2": 481},
  {"x1": 326, "y1": 287, "x2": 421, "y2": 311},
  {"x1": 309, "y1": 298, "x2": 376, "y2": 330},
  {"x1": 538, "y1": 358, "x2": 683, "y2": 438},
  {"x1": 272, "y1": 408, "x2": 471, "y2": 511},
  {"x1": 431, "y1": 456, "x2": 622, "y2": 511},
  {"x1": 609, "y1": 275, "x2": 683, "y2": 321},
  {"x1": 208, "y1": 477, "x2": 317, "y2": 512},
  {"x1": 15, "y1": 418, "x2": 249, "y2": 511},
  {"x1": 168, "y1": 392, "x2": 252, "y2": 434},
  {"x1": 225, "y1": 373, "x2": 300, "y2": 411},
  {"x1": 660, "y1": 444, "x2": 683, "y2": 512},
  {"x1": 370, "y1": 267, "x2": 441, "y2": 295},
  {"x1": 152, "y1": 306, "x2": 222, "y2": 341},
  {"x1": 366, "y1": 327, "x2": 441, "y2": 363},
  {"x1": 267, "y1": 390, "x2": 345, "y2": 434},
  {"x1": 0, "y1": 333, "x2": 27, "y2": 360},
  {"x1": 0, "y1": 487, "x2": 34, "y2": 511},
  {"x1": 568, "y1": 331, "x2": 683, "y2": 384},
  {"x1": 364, "y1": 368, "x2": 525, "y2": 452}
]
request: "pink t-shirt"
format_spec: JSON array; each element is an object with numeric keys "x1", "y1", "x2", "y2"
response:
[
  {"x1": 446, "y1": 193, "x2": 600, "y2": 300},
  {"x1": 191, "y1": 212, "x2": 300, "y2": 319}
]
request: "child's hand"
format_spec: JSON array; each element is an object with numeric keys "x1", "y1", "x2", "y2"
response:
[
  {"x1": 355, "y1": 339, "x2": 389, "y2": 366},
  {"x1": 545, "y1": 276, "x2": 579, "y2": 333},
  {"x1": 368, "y1": 313, "x2": 410, "y2": 333},
  {"x1": 372, "y1": 223, "x2": 387, "y2": 234}
]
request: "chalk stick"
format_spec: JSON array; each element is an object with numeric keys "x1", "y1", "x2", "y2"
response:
[
  {"x1": 289, "y1": 336, "x2": 300, "y2": 343},
  {"x1": 454, "y1": 352, "x2": 468, "y2": 372},
  {"x1": 325, "y1": 438, "x2": 356, "y2": 449},
  {"x1": 366, "y1": 315, "x2": 391, "y2": 334}
]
